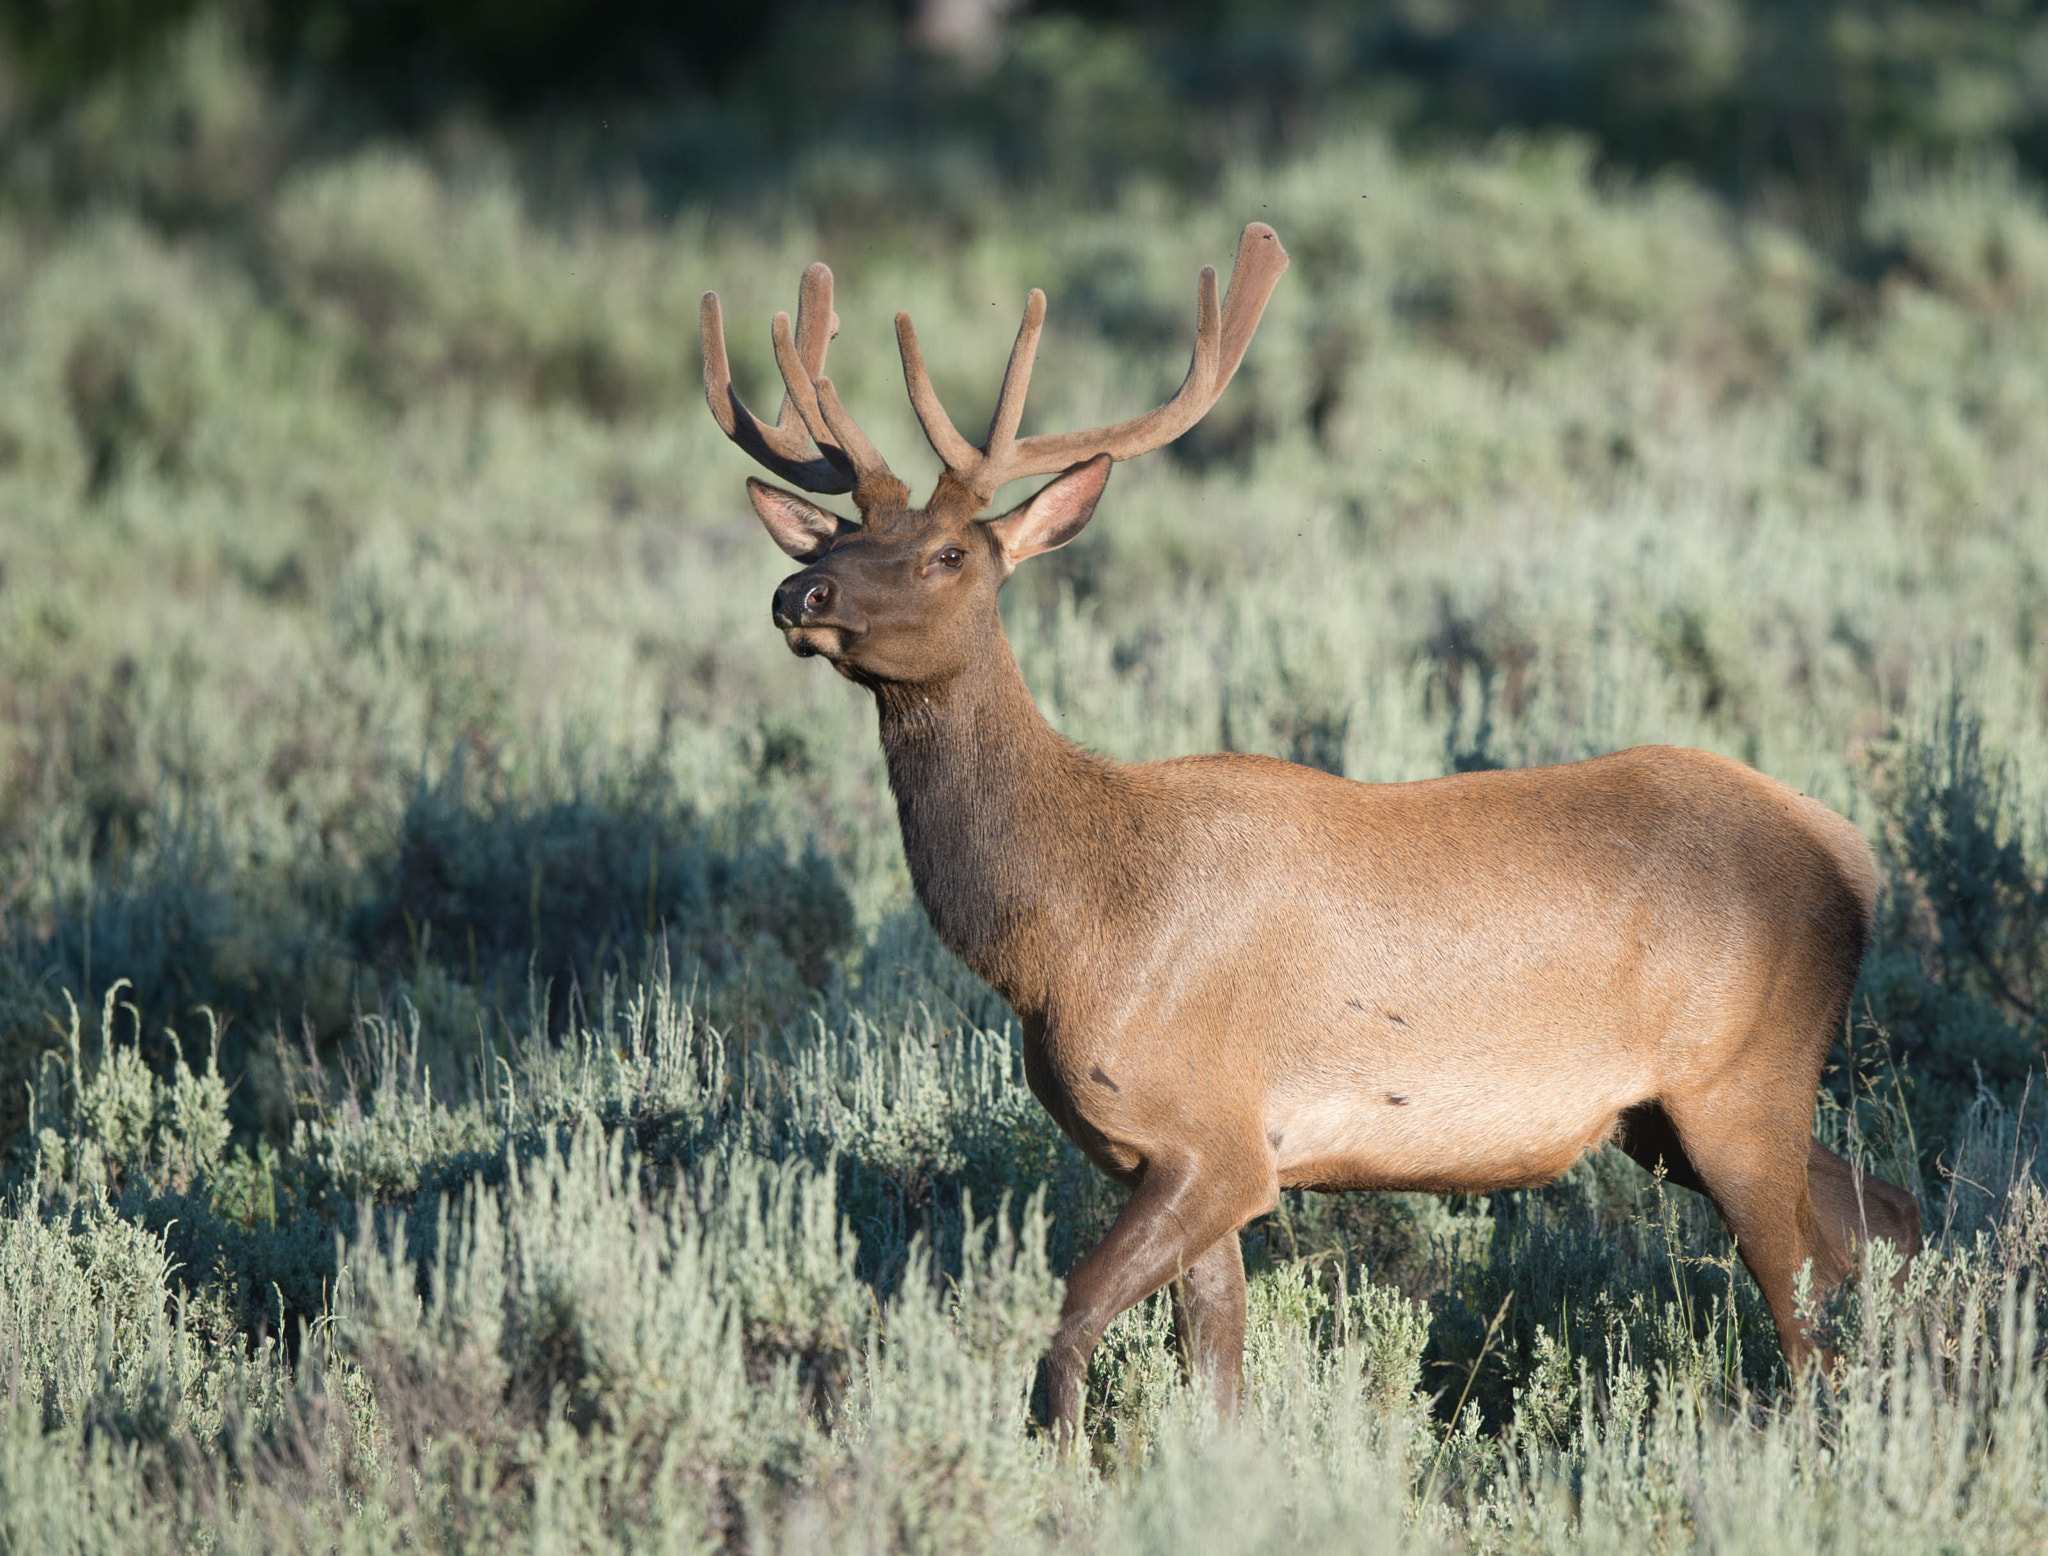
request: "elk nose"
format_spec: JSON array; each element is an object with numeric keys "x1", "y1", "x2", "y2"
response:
[{"x1": 772, "y1": 575, "x2": 834, "y2": 628}]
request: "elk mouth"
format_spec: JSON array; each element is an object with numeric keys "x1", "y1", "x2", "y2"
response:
[{"x1": 782, "y1": 623, "x2": 858, "y2": 660}]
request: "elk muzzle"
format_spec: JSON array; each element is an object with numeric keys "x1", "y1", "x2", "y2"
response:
[{"x1": 772, "y1": 570, "x2": 862, "y2": 658}]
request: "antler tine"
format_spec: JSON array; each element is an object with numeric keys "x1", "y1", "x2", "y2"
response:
[
  {"x1": 700, "y1": 287, "x2": 854, "y2": 495},
  {"x1": 983, "y1": 287, "x2": 1047, "y2": 456},
  {"x1": 895, "y1": 311, "x2": 981, "y2": 473},
  {"x1": 771, "y1": 310, "x2": 852, "y2": 480},
  {"x1": 774, "y1": 311, "x2": 908, "y2": 507},
  {"x1": 792, "y1": 262, "x2": 838, "y2": 382},
  {"x1": 786, "y1": 263, "x2": 911, "y2": 504},
  {"x1": 814, "y1": 375, "x2": 907, "y2": 507},
  {"x1": 1213, "y1": 222, "x2": 1290, "y2": 388}
]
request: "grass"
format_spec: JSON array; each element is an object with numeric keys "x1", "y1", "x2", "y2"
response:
[{"x1": 6, "y1": 16, "x2": 2048, "y2": 1550}]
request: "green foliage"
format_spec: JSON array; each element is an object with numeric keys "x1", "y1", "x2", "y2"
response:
[
  {"x1": 1862, "y1": 692, "x2": 2048, "y2": 1138},
  {"x1": 13, "y1": 3, "x2": 2048, "y2": 226}
]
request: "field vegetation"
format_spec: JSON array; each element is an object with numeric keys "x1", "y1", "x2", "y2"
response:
[{"x1": 6, "y1": 9, "x2": 2048, "y2": 1550}]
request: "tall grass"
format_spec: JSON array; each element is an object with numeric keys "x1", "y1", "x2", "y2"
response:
[
  {"x1": 3, "y1": 967, "x2": 2046, "y2": 1549},
  {"x1": 7, "y1": 17, "x2": 2048, "y2": 1549}
]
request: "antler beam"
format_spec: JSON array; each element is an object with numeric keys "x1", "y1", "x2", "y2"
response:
[{"x1": 896, "y1": 222, "x2": 1290, "y2": 504}]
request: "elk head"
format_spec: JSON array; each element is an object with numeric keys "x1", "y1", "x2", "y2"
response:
[{"x1": 700, "y1": 225, "x2": 1290, "y2": 687}]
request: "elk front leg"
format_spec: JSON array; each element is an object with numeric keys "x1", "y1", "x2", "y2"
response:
[
  {"x1": 1170, "y1": 1231, "x2": 1247, "y2": 1416},
  {"x1": 1045, "y1": 1148, "x2": 1272, "y2": 1442}
]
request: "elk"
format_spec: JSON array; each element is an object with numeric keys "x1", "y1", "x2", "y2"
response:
[{"x1": 699, "y1": 224, "x2": 1920, "y2": 1437}]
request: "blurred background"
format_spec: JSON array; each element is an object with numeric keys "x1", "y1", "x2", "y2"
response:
[
  {"x1": 8, "y1": 9, "x2": 2048, "y2": 1536},
  {"x1": 7, "y1": 1, "x2": 2048, "y2": 229}
]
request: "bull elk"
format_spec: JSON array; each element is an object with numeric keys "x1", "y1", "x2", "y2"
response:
[{"x1": 699, "y1": 224, "x2": 1920, "y2": 1437}]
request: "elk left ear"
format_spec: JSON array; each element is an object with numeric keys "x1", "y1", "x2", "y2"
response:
[
  {"x1": 985, "y1": 454, "x2": 1112, "y2": 575},
  {"x1": 749, "y1": 478, "x2": 856, "y2": 561}
]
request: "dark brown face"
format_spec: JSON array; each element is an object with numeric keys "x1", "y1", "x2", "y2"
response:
[
  {"x1": 768, "y1": 506, "x2": 1001, "y2": 684},
  {"x1": 746, "y1": 456, "x2": 1113, "y2": 688}
]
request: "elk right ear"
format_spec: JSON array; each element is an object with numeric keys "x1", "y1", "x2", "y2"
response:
[
  {"x1": 985, "y1": 454, "x2": 1112, "y2": 575},
  {"x1": 748, "y1": 478, "x2": 856, "y2": 561}
]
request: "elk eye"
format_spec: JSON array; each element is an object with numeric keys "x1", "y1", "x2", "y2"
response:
[{"x1": 935, "y1": 547, "x2": 965, "y2": 570}]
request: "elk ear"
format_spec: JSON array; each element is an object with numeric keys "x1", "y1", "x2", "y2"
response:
[
  {"x1": 748, "y1": 478, "x2": 855, "y2": 561},
  {"x1": 985, "y1": 454, "x2": 1112, "y2": 574}
]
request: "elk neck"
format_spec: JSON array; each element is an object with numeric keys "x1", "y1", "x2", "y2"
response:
[{"x1": 872, "y1": 628, "x2": 1123, "y2": 1014}]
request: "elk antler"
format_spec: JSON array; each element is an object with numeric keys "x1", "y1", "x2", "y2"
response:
[
  {"x1": 895, "y1": 222, "x2": 1290, "y2": 506},
  {"x1": 700, "y1": 264, "x2": 909, "y2": 510}
]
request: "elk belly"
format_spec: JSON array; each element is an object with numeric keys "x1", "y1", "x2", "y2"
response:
[{"x1": 1262, "y1": 1077, "x2": 1630, "y2": 1195}]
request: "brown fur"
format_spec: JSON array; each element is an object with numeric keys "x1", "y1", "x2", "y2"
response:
[{"x1": 701, "y1": 235, "x2": 1922, "y2": 1440}]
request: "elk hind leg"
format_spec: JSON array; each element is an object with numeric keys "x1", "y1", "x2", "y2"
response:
[
  {"x1": 1806, "y1": 1139, "x2": 1921, "y2": 1286},
  {"x1": 1663, "y1": 1090, "x2": 1847, "y2": 1370},
  {"x1": 1169, "y1": 1231, "x2": 1247, "y2": 1416}
]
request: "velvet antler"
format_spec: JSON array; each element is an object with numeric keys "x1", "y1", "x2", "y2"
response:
[
  {"x1": 894, "y1": 222, "x2": 1289, "y2": 505},
  {"x1": 700, "y1": 264, "x2": 909, "y2": 511}
]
